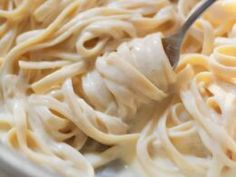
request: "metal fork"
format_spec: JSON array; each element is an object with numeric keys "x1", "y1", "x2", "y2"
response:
[{"x1": 162, "y1": 0, "x2": 217, "y2": 68}]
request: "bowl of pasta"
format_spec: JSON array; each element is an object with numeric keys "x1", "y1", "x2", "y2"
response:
[{"x1": 0, "y1": 0, "x2": 235, "y2": 177}]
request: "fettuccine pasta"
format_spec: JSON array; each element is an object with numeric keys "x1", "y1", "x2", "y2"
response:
[{"x1": 0, "y1": 0, "x2": 236, "y2": 177}]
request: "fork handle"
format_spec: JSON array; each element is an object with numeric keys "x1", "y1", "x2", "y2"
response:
[{"x1": 179, "y1": 0, "x2": 217, "y2": 38}]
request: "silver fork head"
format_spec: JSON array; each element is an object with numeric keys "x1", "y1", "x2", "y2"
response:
[{"x1": 162, "y1": 34, "x2": 182, "y2": 68}]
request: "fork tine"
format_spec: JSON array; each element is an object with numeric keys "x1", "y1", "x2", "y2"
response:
[{"x1": 162, "y1": 35, "x2": 182, "y2": 67}]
